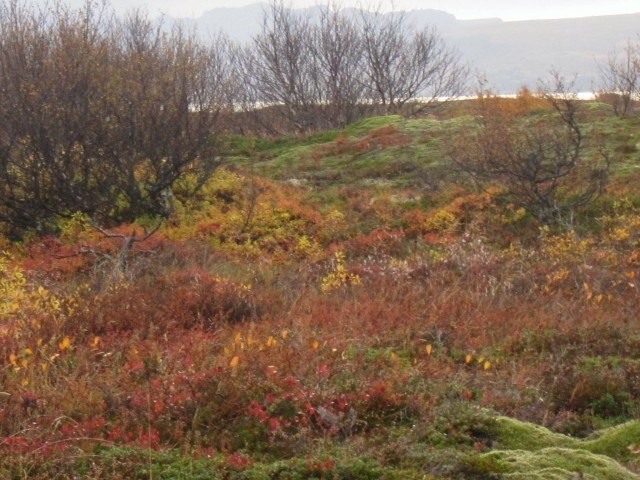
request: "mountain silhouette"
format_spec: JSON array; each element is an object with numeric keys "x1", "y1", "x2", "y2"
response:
[{"x1": 167, "y1": 4, "x2": 640, "y2": 93}]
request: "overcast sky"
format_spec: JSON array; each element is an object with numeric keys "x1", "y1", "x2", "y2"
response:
[{"x1": 52, "y1": 0, "x2": 640, "y2": 20}]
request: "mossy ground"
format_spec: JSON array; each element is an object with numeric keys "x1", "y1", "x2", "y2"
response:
[
  {"x1": 469, "y1": 417, "x2": 640, "y2": 479},
  {"x1": 482, "y1": 448, "x2": 637, "y2": 480}
]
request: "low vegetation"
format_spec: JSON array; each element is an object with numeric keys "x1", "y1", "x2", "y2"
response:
[
  {"x1": 1, "y1": 89, "x2": 640, "y2": 478},
  {"x1": 1, "y1": 2, "x2": 640, "y2": 478}
]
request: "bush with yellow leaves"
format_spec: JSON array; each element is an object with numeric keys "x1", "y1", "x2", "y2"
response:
[
  {"x1": 0, "y1": 252, "x2": 77, "y2": 401},
  {"x1": 540, "y1": 227, "x2": 591, "y2": 262},
  {"x1": 321, "y1": 251, "x2": 361, "y2": 294}
]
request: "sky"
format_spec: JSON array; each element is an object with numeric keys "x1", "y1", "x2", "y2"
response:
[{"x1": 53, "y1": 0, "x2": 640, "y2": 20}]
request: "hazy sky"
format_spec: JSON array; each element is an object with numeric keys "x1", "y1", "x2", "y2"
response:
[{"x1": 55, "y1": 0, "x2": 640, "y2": 20}]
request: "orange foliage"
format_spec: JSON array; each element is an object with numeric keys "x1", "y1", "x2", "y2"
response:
[{"x1": 2, "y1": 148, "x2": 640, "y2": 465}]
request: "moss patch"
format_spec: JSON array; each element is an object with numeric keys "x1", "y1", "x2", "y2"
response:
[
  {"x1": 482, "y1": 447, "x2": 639, "y2": 480},
  {"x1": 494, "y1": 416, "x2": 640, "y2": 462},
  {"x1": 494, "y1": 416, "x2": 575, "y2": 451},
  {"x1": 479, "y1": 417, "x2": 640, "y2": 479},
  {"x1": 583, "y1": 420, "x2": 640, "y2": 461}
]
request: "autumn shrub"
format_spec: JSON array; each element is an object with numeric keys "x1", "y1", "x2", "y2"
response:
[
  {"x1": 3, "y1": 104, "x2": 640, "y2": 477},
  {"x1": 403, "y1": 189, "x2": 515, "y2": 244},
  {"x1": 344, "y1": 228, "x2": 406, "y2": 257},
  {"x1": 169, "y1": 169, "x2": 331, "y2": 260},
  {"x1": 71, "y1": 269, "x2": 257, "y2": 335},
  {"x1": 0, "y1": 252, "x2": 77, "y2": 389},
  {"x1": 320, "y1": 251, "x2": 361, "y2": 294},
  {"x1": 0, "y1": 4, "x2": 224, "y2": 237},
  {"x1": 451, "y1": 79, "x2": 610, "y2": 224}
]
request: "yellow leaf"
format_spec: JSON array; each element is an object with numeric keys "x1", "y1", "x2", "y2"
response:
[
  {"x1": 92, "y1": 336, "x2": 100, "y2": 347},
  {"x1": 281, "y1": 330, "x2": 289, "y2": 340},
  {"x1": 465, "y1": 354, "x2": 472, "y2": 364},
  {"x1": 229, "y1": 356, "x2": 240, "y2": 368},
  {"x1": 246, "y1": 337, "x2": 254, "y2": 346},
  {"x1": 36, "y1": 339, "x2": 43, "y2": 347},
  {"x1": 21, "y1": 379, "x2": 29, "y2": 387},
  {"x1": 266, "y1": 336, "x2": 277, "y2": 347},
  {"x1": 426, "y1": 344, "x2": 432, "y2": 355},
  {"x1": 477, "y1": 356, "x2": 485, "y2": 364},
  {"x1": 9, "y1": 354, "x2": 18, "y2": 366},
  {"x1": 21, "y1": 359, "x2": 28, "y2": 368},
  {"x1": 58, "y1": 337, "x2": 71, "y2": 351},
  {"x1": 584, "y1": 283, "x2": 593, "y2": 300},
  {"x1": 484, "y1": 361, "x2": 491, "y2": 370},
  {"x1": 24, "y1": 348, "x2": 33, "y2": 356},
  {"x1": 312, "y1": 340, "x2": 319, "y2": 350},
  {"x1": 41, "y1": 363, "x2": 48, "y2": 372}
]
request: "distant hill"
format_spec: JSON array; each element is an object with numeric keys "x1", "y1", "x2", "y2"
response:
[{"x1": 167, "y1": 4, "x2": 640, "y2": 94}]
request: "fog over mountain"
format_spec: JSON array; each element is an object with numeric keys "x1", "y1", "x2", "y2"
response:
[{"x1": 166, "y1": 4, "x2": 640, "y2": 93}]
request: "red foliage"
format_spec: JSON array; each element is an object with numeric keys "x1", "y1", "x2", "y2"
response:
[
  {"x1": 72, "y1": 267, "x2": 256, "y2": 334},
  {"x1": 312, "y1": 125, "x2": 410, "y2": 160},
  {"x1": 346, "y1": 228, "x2": 406, "y2": 256}
]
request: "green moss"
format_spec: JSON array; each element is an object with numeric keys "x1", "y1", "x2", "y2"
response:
[
  {"x1": 344, "y1": 115, "x2": 403, "y2": 135},
  {"x1": 493, "y1": 417, "x2": 576, "y2": 451},
  {"x1": 583, "y1": 420, "x2": 640, "y2": 461},
  {"x1": 482, "y1": 448, "x2": 640, "y2": 480},
  {"x1": 494, "y1": 416, "x2": 640, "y2": 462}
]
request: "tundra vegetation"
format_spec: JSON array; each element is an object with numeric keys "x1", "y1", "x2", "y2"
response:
[{"x1": 1, "y1": 1, "x2": 640, "y2": 479}]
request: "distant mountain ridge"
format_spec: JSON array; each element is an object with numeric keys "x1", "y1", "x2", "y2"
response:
[{"x1": 167, "y1": 4, "x2": 640, "y2": 93}]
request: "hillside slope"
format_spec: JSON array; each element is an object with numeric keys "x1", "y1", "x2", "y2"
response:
[{"x1": 2, "y1": 104, "x2": 640, "y2": 478}]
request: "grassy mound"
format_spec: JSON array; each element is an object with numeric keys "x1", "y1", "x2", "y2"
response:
[
  {"x1": 482, "y1": 448, "x2": 639, "y2": 480},
  {"x1": 494, "y1": 416, "x2": 640, "y2": 461},
  {"x1": 459, "y1": 417, "x2": 640, "y2": 479}
]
